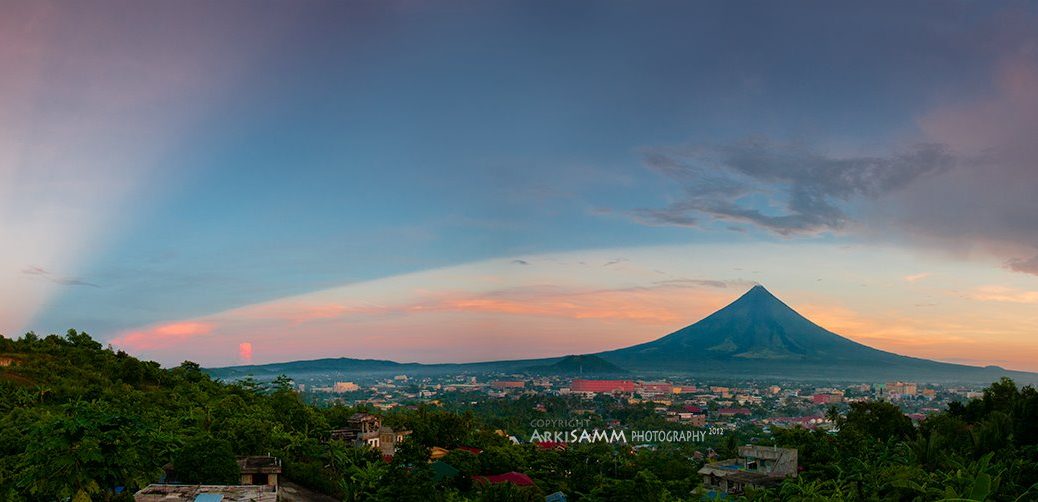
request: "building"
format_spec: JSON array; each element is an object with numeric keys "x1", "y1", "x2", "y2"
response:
[
  {"x1": 237, "y1": 456, "x2": 281, "y2": 489},
  {"x1": 677, "y1": 412, "x2": 707, "y2": 426},
  {"x1": 570, "y1": 379, "x2": 635, "y2": 394},
  {"x1": 330, "y1": 412, "x2": 410, "y2": 456},
  {"x1": 134, "y1": 485, "x2": 276, "y2": 502},
  {"x1": 636, "y1": 381, "x2": 672, "y2": 397},
  {"x1": 811, "y1": 392, "x2": 844, "y2": 404},
  {"x1": 711, "y1": 386, "x2": 731, "y2": 398},
  {"x1": 333, "y1": 381, "x2": 360, "y2": 393},
  {"x1": 886, "y1": 381, "x2": 918, "y2": 398},
  {"x1": 135, "y1": 456, "x2": 281, "y2": 502},
  {"x1": 767, "y1": 415, "x2": 830, "y2": 430},
  {"x1": 698, "y1": 445, "x2": 798, "y2": 496},
  {"x1": 491, "y1": 380, "x2": 526, "y2": 390}
]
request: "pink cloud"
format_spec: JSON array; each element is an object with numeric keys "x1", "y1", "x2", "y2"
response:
[
  {"x1": 111, "y1": 321, "x2": 214, "y2": 351},
  {"x1": 238, "y1": 342, "x2": 253, "y2": 363},
  {"x1": 120, "y1": 280, "x2": 736, "y2": 366}
]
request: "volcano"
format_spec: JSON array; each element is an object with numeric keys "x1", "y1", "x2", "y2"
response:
[
  {"x1": 209, "y1": 285, "x2": 1038, "y2": 383},
  {"x1": 596, "y1": 285, "x2": 1033, "y2": 381}
]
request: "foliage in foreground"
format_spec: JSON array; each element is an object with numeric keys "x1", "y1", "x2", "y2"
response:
[{"x1": 1, "y1": 330, "x2": 1037, "y2": 501}]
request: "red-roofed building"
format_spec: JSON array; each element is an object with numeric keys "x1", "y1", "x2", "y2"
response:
[
  {"x1": 571, "y1": 379, "x2": 635, "y2": 394},
  {"x1": 473, "y1": 472, "x2": 535, "y2": 487},
  {"x1": 812, "y1": 392, "x2": 844, "y2": 404}
]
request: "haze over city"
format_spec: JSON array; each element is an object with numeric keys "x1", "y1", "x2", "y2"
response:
[{"x1": 4, "y1": 0, "x2": 1038, "y2": 370}]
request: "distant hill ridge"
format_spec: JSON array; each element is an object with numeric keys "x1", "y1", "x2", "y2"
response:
[
  {"x1": 207, "y1": 285, "x2": 1038, "y2": 383},
  {"x1": 525, "y1": 354, "x2": 627, "y2": 375}
]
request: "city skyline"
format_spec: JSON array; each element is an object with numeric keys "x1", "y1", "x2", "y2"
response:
[{"x1": 4, "y1": 1, "x2": 1038, "y2": 369}]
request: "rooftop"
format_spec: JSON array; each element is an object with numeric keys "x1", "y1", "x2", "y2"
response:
[{"x1": 134, "y1": 484, "x2": 276, "y2": 502}]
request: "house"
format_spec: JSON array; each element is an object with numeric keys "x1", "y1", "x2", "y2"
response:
[
  {"x1": 698, "y1": 445, "x2": 797, "y2": 496},
  {"x1": 330, "y1": 412, "x2": 410, "y2": 457},
  {"x1": 237, "y1": 456, "x2": 281, "y2": 489}
]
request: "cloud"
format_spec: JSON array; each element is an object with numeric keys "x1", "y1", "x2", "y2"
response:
[
  {"x1": 870, "y1": 57, "x2": 1038, "y2": 275},
  {"x1": 511, "y1": 259, "x2": 530, "y2": 265},
  {"x1": 651, "y1": 278, "x2": 732, "y2": 288},
  {"x1": 20, "y1": 266, "x2": 99, "y2": 288},
  {"x1": 903, "y1": 273, "x2": 930, "y2": 283},
  {"x1": 630, "y1": 56, "x2": 1038, "y2": 278},
  {"x1": 634, "y1": 140, "x2": 954, "y2": 235},
  {"x1": 968, "y1": 285, "x2": 1038, "y2": 304},
  {"x1": 111, "y1": 257, "x2": 745, "y2": 365},
  {"x1": 111, "y1": 321, "x2": 215, "y2": 351},
  {"x1": 238, "y1": 342, "x2": 253, "y2": 363},
  {"x1": 1007, "y1": 256, "x2": 1038, "y2": 275}
]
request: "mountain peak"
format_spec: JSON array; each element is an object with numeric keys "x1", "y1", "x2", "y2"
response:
[
  {"x1": 744, "y1": 283, "x2": 773, "y2": 296},
  {"x1": 732, "y1": 284, "x2": 786, "y2": 308},
  {"x1": 603, "y1": 283, "x2": 884, "y2": 364}
]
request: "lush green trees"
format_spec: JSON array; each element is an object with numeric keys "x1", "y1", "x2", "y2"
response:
[
  {"x1": 173, "y1": 436, "x2": 240, "y2": 484},
  {"x1": 760, "y1": 378, "x2": 1038, "y2": 501},
  {"x1": 3, "y1": 330, "x2": 1038, "y2": 501}
]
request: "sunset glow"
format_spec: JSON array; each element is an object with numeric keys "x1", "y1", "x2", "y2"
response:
[{"x1": 3, "y1": 1, "x2": 1038, "y2": 372}]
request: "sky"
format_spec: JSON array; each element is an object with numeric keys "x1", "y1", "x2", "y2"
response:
[{"x1": 4, "y1": 0, "x2": 1038, "y2": 370}]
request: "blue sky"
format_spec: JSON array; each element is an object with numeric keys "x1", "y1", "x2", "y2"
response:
[{"x1": 5, "y1": 1, "x2": 1038, "y2": 367}]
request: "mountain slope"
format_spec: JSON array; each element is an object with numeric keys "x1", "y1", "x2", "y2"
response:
[
  {"x1": 597, "y1": 285, "x2": 1031, "y2": 381},
  {"x1": 605, "y1": 285, "x2": 902, "y2": 363},
  {"x1": 524, "y1": 354, "x2": 627, "y2": 375}
]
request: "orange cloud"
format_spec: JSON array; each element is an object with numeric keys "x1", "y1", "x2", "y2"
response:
[
  {"x1": 226, "y1": 301, "x2": 390, "y2": 324},
  {"x1": 903, "y1": 273, "x2": 930, "y2": 283},
  {"x1": 111, "y1": 321, "x2": 214, "y2": 351},
  {"x1": 968, "y1": 285, "x2": 1038, "y2": 304}
]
